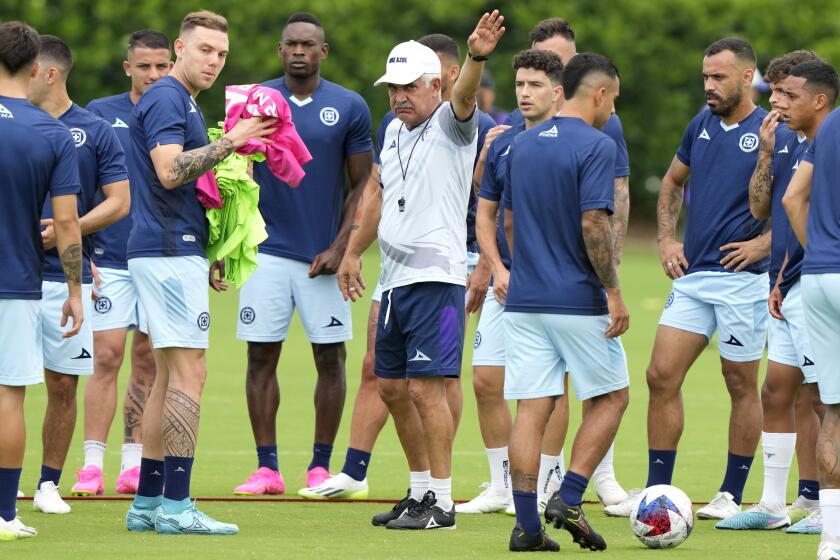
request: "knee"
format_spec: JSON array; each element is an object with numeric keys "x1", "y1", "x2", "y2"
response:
[
  {"x1": 246, "y1": 343, "x2": 280, "y2": 378},
  {"x1": 472, "y1": 369, "x2": 502, "y2": 402},
  {"x1": 646, "y1": 362, "x2": 679, "y2": 395},
  {"x1": 130, "y1": 338, "x2": 156, "y2": 378},
  {"x1": 313, "y1": 343, "x2": 346, "y2": 376},
  {"x1": 761, "y1": 379, "x2": 794, "y2": 411},
  {"x1": 378, "y1": 379, "x2": 408, "y2": 405},
  {"x1": 47, "y1": 374, "x2": 78, "y2": 406},
  {"x1": 593, "y1": 387, "x2": 629, "y2": 414},
  {"x1": 360, "y1": 353, "x2": 378, "y2": 389},
  {"x1": 94, "y1": 343, "x2": 123, "y2": 378},
  {"x1": 722, "y1": 366, "x2": 758, "y2": 400},
  {"x1": 408, "y1": 379, "x2": 444, "y2": 409}
]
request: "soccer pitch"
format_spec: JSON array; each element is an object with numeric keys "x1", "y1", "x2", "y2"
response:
[{"x1": 12, "y1": 241, "x2": 816, "y2": 558}]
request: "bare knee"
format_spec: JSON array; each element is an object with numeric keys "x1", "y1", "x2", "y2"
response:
[
  {"x1": 646, "y1": 361, "x2": 682, "y2": 396},
  {"x1": 312, "y1": 343, "x2": 346, "y2": 377},
  {"x1": 378, "y1": 378, "x2": 408, "y2": 405},
  {"x1": 94, "y1": 341, "x2": 124, "y2": 379},
  {"x1": 360, "y1": 350, "x2": 378, "y2": 389},
  {"x1": 722, "y1": 363, "x2": 759, "y2": 400},
  {"x1": 46, "y1": 373, "x2": 78, "y2": 407},
  {"x1": 408, "y1": 378, "x2": 445, "y2": 409},
  {"x1": 473, "y1": 367, "x2": 503, "y2": 402},
  {"x1": 130, "y1": 334, "x2": 156, "y2": 379},
  {"x1": 247, "y1": 342, "x2": 281, "y2": 380},
  {"x1": 591, "y1": 387, "x2": 629, "y2": 414}
]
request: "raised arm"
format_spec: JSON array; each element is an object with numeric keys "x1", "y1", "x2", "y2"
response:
[
  {"x1": 450, "y1": 10, "x2": 505, "y2": 121},
  {"x1": 783, "y1": 159, "x2": 814, "y2": 247},
  {"x1": 749, "y1": 110, "x2": 780, "y2": 219},
  {"x1": 657, "y1": 156, "x2": 691, "y2": 279},
  {"x1": 582, "y1": 208, "x2": 628, "y2": 337}
]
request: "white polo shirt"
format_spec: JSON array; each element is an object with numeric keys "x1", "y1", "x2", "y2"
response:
[{"x1": 378, "y1": 102, "x2": 478, "y2": 291}]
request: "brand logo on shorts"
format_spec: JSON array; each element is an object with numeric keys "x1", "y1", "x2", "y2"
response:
[
  {"x1": 474, "y1": 331, "x2": 482, "y2": 349},
  {"x1": 739, "y1": 133, "x2": 759, "y2": 153},
  {"x1": 803, "y1": 355, "x2": 815, "y2": 367},
  {"x1": 723, "y1": 334, "x2": 743, "y2": 346},
  {"x1": 320, "y1": 107, "x2": 339, "y2": 126},
  {"x1": 409, "y1": 349, "x2": 432, "y2": 362},
  {"x1": 325, "y1": 316, "x2": 344, "y2": 327},
  {"x1": 240, "y1": 307, "x2": 255, "y2": 325},
  {"x1": 95, "y1": 297, "x2": 112, "y2": 314},
  {"x1": 665, "y1": 292, "x2": 675, "y2": 309},
  {"x1": 73, "y1": 348, "x2": 92, "y2": 359},
  {"x1": 70, "y1": 127, "x2": 87, "y2": 147},
  {"x1": 197, "y1": 312, "x2": 210, "y2": 331}
]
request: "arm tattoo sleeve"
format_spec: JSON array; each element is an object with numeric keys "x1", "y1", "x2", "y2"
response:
[
  {"x1": 583, "y1": 210, "x2": 620, "y2": 289},
  {"x1": 611, "y1": 177, "x2": 630, "y2": 264},
  {"x1": 750, "y1": 155, "x2": 773, "y2": 209},
  {"x1": 656, "y1": 183, "x2": 684, "y2": 241},
  {"x1": 162, "y1": 387, "x2": 201, "y2": 457},
  {"x1": 167, "y1": 137, "x2": 235, "y2": 187},
  {"x1": 60, "y1": 243, "x2": 82, "y2": 285}
]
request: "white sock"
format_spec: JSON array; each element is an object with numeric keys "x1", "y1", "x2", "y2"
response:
[
  {"x1": 121, "y1": 443, "x2": 143, "y2": 473},
  {"x1": 593, "y1": 443, "x2": 616, "y2": 479},
  {"x1": 486, "y1": 447, "x2": 511, "y2": 492},
  {"x1": 430, "y1": 477, "x2": 453, "y2": 510},
  {"x1": 538, "y1": 454, "x2": 559, "y2": 501},
  {"x1": 409, "y1": 470, "x2": 430, "y2": 501},
  {"x1": 821, "y1": 489, "x2": 840, "y2": 541},
  {"x1": 759, "y1": 432, "x2": 796, "y2": 511},
  {"x1": 83, "y1": 440, "x2": 107, "y2": 470},
  {"x1": 557, "y1": 449, "x2": 566, "y2": 482}
]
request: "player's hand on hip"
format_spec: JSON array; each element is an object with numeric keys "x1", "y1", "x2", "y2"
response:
[
  {"x1": 225, "y1": 116, "x2": 278, "y2": 149},
  {"x1": 492, "y1": 266, "x2": 510, "y2": 306},
  {"x1": 468, "y1": 10, "x2": 506, "y2": 56},
  {"x1": 720, "y1": 237, "x2": 768, "y2": 272},
  {"x1": 40, "y1": 218, "x2": 56, "y2": 250},
  {"x1": 658, "y1": 237, "x2": 688, "y2": 279},
  {"x1": 759, "y1": 110, "x2": 781, "y2": 155},
  {"x1": 61, "y1": 295, "x2": 84, "y2": 338},
  {"x1": 605, "y1": 289, "x2": 629, "y2": 338},
  {"x1": 209, "y1": 259, "x2": 228, "y2": 292},
  {"x1": 338, "y1": 254, "x2": 365, "y2": 302},
  {"x1": 309, "y1": 246, "x2": 343, "y2": 278},
  {"x1": 768, "y1": 285, "x2": 785, "y2": 320}
]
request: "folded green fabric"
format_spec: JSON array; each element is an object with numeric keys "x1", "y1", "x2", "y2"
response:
[{"x1": 206, "y1": 127, "x2": 268, "y2": 287}]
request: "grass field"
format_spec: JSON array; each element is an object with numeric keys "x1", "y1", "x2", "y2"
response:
[{"x1": 8, "y1": 241, "x2": 819, "y2": 557}]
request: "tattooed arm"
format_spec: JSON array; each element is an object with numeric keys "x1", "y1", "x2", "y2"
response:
[
  {"x1": 657, "y1": 156, "x2": 691, "y2": 279},
  {"x1": 582, "y1": 208, "x2": 628, "y2": 338},
  {"x1": 51, "y1": 193, "x2": 84, "y2": 337},
  {"x1": 750, "y1": 110, "x2": 781, "y2": 219},
  {"x1": 611, "y1": 176, "x2": 630, "y2": 265}
]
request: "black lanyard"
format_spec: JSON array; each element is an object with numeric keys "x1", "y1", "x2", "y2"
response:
[{"x1": 396, "y1": 103, "x2": 442, "y2": 212}]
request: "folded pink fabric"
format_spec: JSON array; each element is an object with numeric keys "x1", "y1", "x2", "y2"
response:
[
  {"x1": 224, "y1": 84, "x2": 312, "y2": 187},
  {"x1": 196, "y1": 170, "x2": 222, "y2": 208}
]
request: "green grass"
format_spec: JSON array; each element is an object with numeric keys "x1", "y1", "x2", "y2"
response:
[{"x1": 9, "y1": 241, "x2": 818, "y2": 558}]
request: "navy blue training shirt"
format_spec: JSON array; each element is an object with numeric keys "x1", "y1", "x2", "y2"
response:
[
  {"x1": 768, "y1": 125, "x2": 803, "y2": 286},
  {"x1": 87, "y1": 92, "x2": 135, "y2": 269},
  {"x1": 503, "y1": 117, "x2": 616, "y2": 315},
  {"x1": 127, "y1": 76, "x2": 209, "y2": 258},
  {"x1": 255, "y1": 77, "x2": 372, "y2": 263},
  {"x1": 676, "y1": 107, "x2": 769, "y2": 274},
  {"x1": 0, "y1": 96, "x2": 80, "y2": 299},
  {"x1": 802, "y1": 108, "x2": 840, "y2": 275},
  {"x1": 42, "y1": 104, "x2": 127, "y2": 284}
]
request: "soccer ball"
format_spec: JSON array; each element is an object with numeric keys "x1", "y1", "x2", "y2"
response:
[{"x1": 630, "y1": 484, "x2": 694, "y2": 549}]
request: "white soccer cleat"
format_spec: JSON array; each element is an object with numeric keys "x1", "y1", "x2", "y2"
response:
[
  {"x1": 0, "y1": 517, "x2": 37, "y2": 541},
  {"x1": 603, "y1": 488, "x2": 642, "y2": 517},
  {"x1": 697, "y1": 491, "x2": 740, "y2": 520},
  {"x1": 33, "y1": 482, "x2": 71, "y2": 514},
  {"x1": 297, "y1": 472, "x2": 369, "y2": 500},
  {"x1": 818, "y1": 541, "x2": 840, "y2": 560},
  {"x1": 787, "y1": 495, "x2": 819, "y2": 525},
  {"x1": 503, "y1": 496, "x2": 548, "y2": 517},
  {"x1": 594, "y1": 474, "x2": 630, "y2": 506},
  {"x1": 16, "y1": 490, "x2": 23, "y2": 498},
  {"x1": 455, "y1": 484, "x2": 512, "y2": 513}
]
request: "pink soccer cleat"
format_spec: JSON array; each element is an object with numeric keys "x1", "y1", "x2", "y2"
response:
[
  {"x1": 71, "y1": 465, "x2": 104, "y2": 496},
  {"x1": 115, "y1": 466, "x2": 141, "y2": 495},
  {"x1": 233, "y1": 467, "x2": 285, "y2": 496},
  {"x1": 306, "y1": 466, "x2": 331, "y2": 489}
]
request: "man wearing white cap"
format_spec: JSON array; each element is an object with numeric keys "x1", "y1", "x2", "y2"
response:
[{"x1": 338, "y1": 10, "x2": 506, "y2": 530}]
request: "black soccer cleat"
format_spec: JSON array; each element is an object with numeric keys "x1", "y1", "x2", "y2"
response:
[
  {"x1": 509, "y1": 525, "x2": 560, "y2": 552},
  {"x1": 386, "y1": 490, "x2": 456, "y2": 530},
  {"x1": 544, "y1": 492, "x2": 606, "y2": 551},
  {"x1": 372, "y1": 489, "x2": 419, "y2": 526}
]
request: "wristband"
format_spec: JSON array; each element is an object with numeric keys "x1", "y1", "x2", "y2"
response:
[{"x1": 468, "y1": 52, "x2": 489, "y2": 62}]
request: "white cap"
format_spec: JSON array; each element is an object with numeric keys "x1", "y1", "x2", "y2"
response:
[{"x1": 374, "y1": 41, "x2": 441, "y2": 86}]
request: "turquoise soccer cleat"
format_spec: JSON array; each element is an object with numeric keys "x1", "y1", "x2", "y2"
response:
[
  {"x1": 155, "y1": 499, "x2": 239, "y2": 536},
  {"x1": 715, "y1": 505, "x2": 790, "y2": 530}
]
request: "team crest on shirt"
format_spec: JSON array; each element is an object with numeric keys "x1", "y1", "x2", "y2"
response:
[
  {"x1": 665, "y1": 292, "x2": 675, "y2": 309},
  {"x1": 239, "y1": 307, "x2": 255, "y2": 325},
  {"x1": 738, "y1": 133, "x2": 759, "y2": 153},
  {"x1": 197, "y1": 312, "x2": 211, "y2": 331},
  {"x1": 94, "y1": 297, "x2": 112, "y2": 314},
  {"x1": 70, "y1": 127, "x2": 87, "y2": 147},
  {"x1": 474, "y1": 331, "x2": 482, "y2": 349},
  {"x1": 320, "y1": 107, "x2": 339, "y2": 126}
]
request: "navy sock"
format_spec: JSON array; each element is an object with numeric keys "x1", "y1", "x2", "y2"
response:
[
  {"x1": 163, "y1": 456, "x2": 194, "y2": 503},
  {"x1": 308, "y1": 443, "x2": 333, "y2": 471},
  {"x1": 646, "y1": 449, "x2": 677, "y2": 487},
  {"x1": 513, "y1": 490, "x2": 541, "y2": 535},
  {"x1": 719, "y1": 452, "x2": 754, "y2": 504},
  {"x1": 257, "y1": 445, "x2": 279, "y2": 471},
  {"x1": 0, "y1": 468, "x2": 22, "y2": 522},
  {"x1": 558, "y1": 470, "x2": 588, "y2": 507},
  {"x1": 38, "y1": 465, "x2": 62, "y2": 489},
  {"x1": 136, "y1": 458, "x2": 164, "y2": 499},
  {"x1": 799, "y1": 479, "x2": 820, "y2": 501},
  {"x1": 342, "y1": 448, "x2": 371, "y2": 482}
]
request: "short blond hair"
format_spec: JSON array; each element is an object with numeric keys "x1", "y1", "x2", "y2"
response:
[{"x1": 180, "y1": 10, "x2": 228, "y2": 34}]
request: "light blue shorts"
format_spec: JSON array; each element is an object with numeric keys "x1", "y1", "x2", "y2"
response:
[
  {"x1": 504, "y1": 312, "x2": 629, "y2": 401},
  {"x1": 91, "y1": 267, "x2": 148, "y2": 333},
  {"x1": 473, "y1": 287, "x2": 505, "y2": 367},
  {"x1": 768, "y1": 281, "x2": 816, "y2": 383},
  {"x1": 237, "y1": 253, "x2": 351, "y2": 344},
  {"x1": 0, "y1": 299, "x2": 43, "y2": 386},
  {"x1": 40, "y1": 281, "x2": 94, "y2": 375},
  {"x1": 802, "y1": 274, "x2": 840, "y2": 404},
  {"x1": 128, "y1": 256, "x2": 210, "y2": 350},
  {"x1": 659, "y1": 271, "x2": 769, "y2": 362}
]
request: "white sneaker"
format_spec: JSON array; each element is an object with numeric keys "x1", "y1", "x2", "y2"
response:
[
  {"x1": 0, "y1": 516, "x2": 37, "y2": 540},
  {"x1": 818, "y1": 541, "x2": 840, "y2": 560},
  {"x1": 455, "y1": 484, "x2": 512, "y2": 513},
  {"x1": 697, "y1": 491, "x2": 740, "y2": 520},
  {"x1": 33, "y1": 482, "x2": 71, "y2": 514},
  {"x1": 16, "y1": 490, "x2": 23, "y2": 498},
  {"x1": 502, "y1": 496, "x2": 548, "y2": 516},
  {"x1": 296, "y1": 472, "x2": 369, "y2": 500},
  {"x1": 603, "y1": 488, "x2": 642, "y2": 517},
  {"x1": 594, "y1": 474, "x2": 630, "y2": 506}
]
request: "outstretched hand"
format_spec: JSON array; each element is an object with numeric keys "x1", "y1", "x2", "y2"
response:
[{"x1": 467, "y1": 10, "x2": 506, "y2": 57}]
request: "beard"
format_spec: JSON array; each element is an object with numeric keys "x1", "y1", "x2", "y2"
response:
[{"x1": 707, "y1": 88, "x2": 742, "y2": 117}]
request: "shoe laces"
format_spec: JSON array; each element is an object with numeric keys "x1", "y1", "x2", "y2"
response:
[{"x1": 404, "y1": 491, "x2": 436, "y2": 518}]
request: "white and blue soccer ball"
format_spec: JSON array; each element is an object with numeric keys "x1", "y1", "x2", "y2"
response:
[{"x1": 630, "y1": 484, "x2": 694, "y2": 549}]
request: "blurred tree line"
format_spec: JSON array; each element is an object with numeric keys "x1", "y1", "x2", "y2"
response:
[{"x1": 5, "y1": 0, "x2": 840, "y2": 220}]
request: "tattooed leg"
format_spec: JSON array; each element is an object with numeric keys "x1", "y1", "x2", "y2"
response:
[
  {"x1": 509, "y1": 397, "x2": 556, "y2": 492},
  {"x1": 160, "y1": 348, "x2": 206, "y2": 457},
  {"x1": 124, "y1": 331, "x2": 155, "y2": 443},
  {"x1": 818, "y1": 405, "x2": 840, "y2": 489}
]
